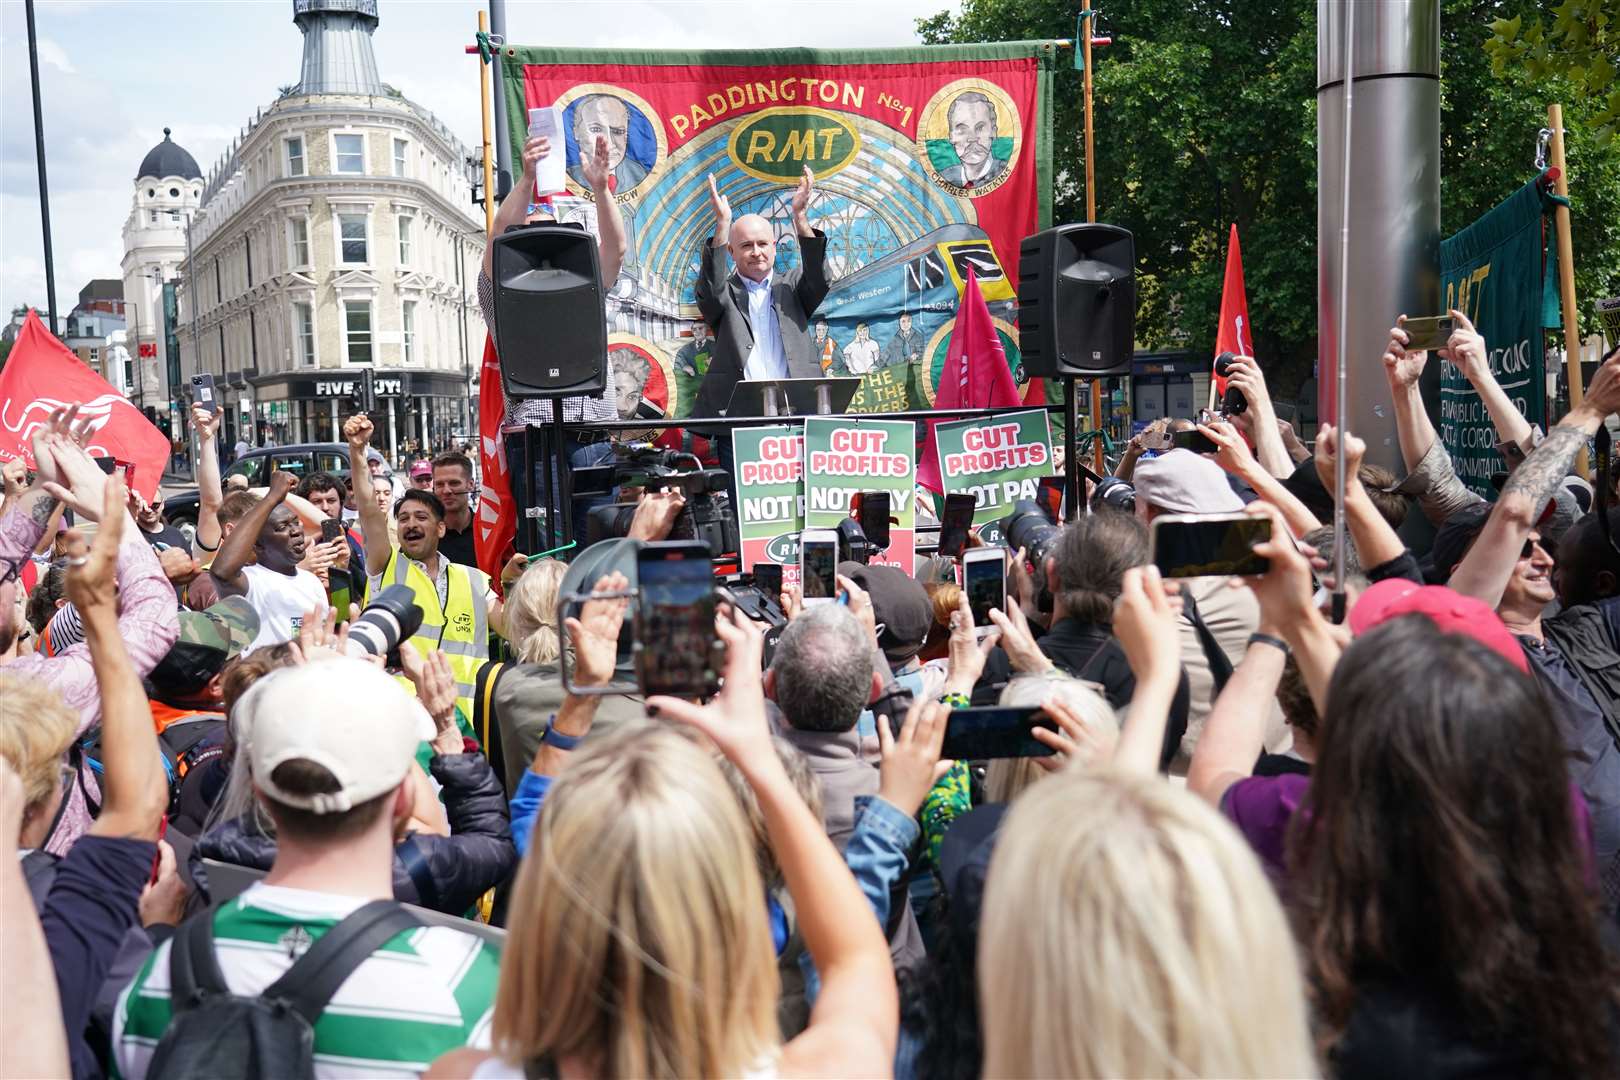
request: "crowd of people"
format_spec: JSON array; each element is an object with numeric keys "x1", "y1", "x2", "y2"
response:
[{"x1": 5, "y1": 124, "x2": 1620, "y2": 1074}]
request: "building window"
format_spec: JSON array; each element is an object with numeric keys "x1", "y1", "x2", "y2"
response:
[
  {"x1": 402, "y1": 300, "x2": 416, "y2": 363},
  {"x1": 149, "y1": 210, "x2": 159, "y2": 224},
  {"x1": 344, "y1": 301, "x2": 372, "y2": 365},
  {"x1": 338, "y1": 213, "x2": 368, "y2": 264},
  {"x1": 245, "y1": 236, "x2": 254, "y2": 288},
  {"x1": 397, "y1": 215, "x2": 413, "y2": 265},
  {"x1": 393, "y1": 138, "x2": 408, "y2": 177},
  {"x1": 286, "y1": 136, "x2": 305, "y2": 177},
  {"x1": 334, "y1": 133, "x2": 365, "y2": 174},
  {"x1": 289, "y1": 217, "x2": 310, "y2": 267},
  {"x1": 294, "y1": 302, "x2": 315, "y2": 366},
  {"x1": 89, "y1": 347, "x2": 99, "y2": 361}
]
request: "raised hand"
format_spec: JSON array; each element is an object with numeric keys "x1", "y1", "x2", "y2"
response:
[
  {"x1": 267, "y1": 468, "x2": 298, "y2": 501},
  {"x1": 1236, "y1": 501, "x2": 1319, "y2": 635},
  {"x1": 944, "y1": 591, "x2": 999, "y2": 696},
  {"x1": 1581, "y1": 344, "x2": 1620, "y2": 418},
  {"x1": 342, "y1": 413, "x2": 374, "y2": 450},
  {"x1": 581, "y1": 133, "x2": 612, "y2": 192},
  {"x1": 1031, "y1": 692, "x2": 1119, "y2": 772},
  {"x1": 837, "y1": 573, "x2": 878, "y2": 645},
  {"x1": 520, "y1": 134, "x2": 551, "y2": 180},
  {"x1": 190, "y1": 403, "x2": 220, "y2": 443},
  {"x1": 1312, "y1": 422, "x2": 1366, "y2": 493},
  {"x1": 875, "y1": 699, "x2": 952, "y2": 817},
  {"x1": 1224, "y1": 355, "x2": 1275, "y2": 419},
  {"x1": 987, "y1": 599, "x2": 1051, "y2": 675},
  {"x1": 566, "y1": 571, "x2": 629, "y2": 687},
  {"x1": 626, "y1": 489, "x2": 685, "y2": 542},
  {"x1": 790, "y1": 164, "x2": 815, "y2": 222},
  {"x1": 1198, "y1": 419, "x2": 1257, "y2": 477},
  {"x1": 1439, "y1": 308, "x2": 1489, "y2": 381},
  {"x1": 1381, "y1": 316, "x2": 1428, "y2": 390},
  {"x1": 62, "y1": 473, "x2": 126, "y2": 614},
  {"x1": 2, "y1": 458, "x2": 28, "y2": 499},
  {"x1": 401, "y1": 643, "x2": 461, "y2": 746},
  {"x1": 707, "y1": 173, "x2": 732, "y2": 236}
]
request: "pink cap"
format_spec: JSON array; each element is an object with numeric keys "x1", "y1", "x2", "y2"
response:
[{"x1": 1348, "y1": 579, "x2": 1528, "y2": 674}]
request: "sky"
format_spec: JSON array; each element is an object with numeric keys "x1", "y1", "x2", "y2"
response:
[{"x1": 0, "y1": 0, "x2": 950, "y2": 322}]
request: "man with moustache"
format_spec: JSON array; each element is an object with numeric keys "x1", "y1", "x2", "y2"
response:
[
  {"x1": 939, "y1": 91, "x2": 1011, "y2": 188},
  {"x1": 346, "y1": 414, "x2": 522, "y2": 722}
]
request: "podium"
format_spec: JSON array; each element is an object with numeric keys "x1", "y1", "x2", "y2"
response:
[{"x1": 723, "y1": 377, "x2": 863, "y2": 419}]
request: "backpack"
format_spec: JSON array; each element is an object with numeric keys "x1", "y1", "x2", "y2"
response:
[
  {"x1": 145, "y1": 899, "x2": 420, "y2": 1080},
  {"x1": 81, "y1": 714, "x2": 228, "y2": 828}
]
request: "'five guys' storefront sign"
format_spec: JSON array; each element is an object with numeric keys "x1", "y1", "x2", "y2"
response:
[
  {"x1": 933, "y1": 408, "x2": 1053, "y2": 544},
  {"x1": 733, "y1": 426, "x2": 805, "y2": 584},
  {"x1": 803, "y1": 417, "x2": 916, "y2": 574}
]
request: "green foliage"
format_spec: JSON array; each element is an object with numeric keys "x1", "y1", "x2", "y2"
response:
[
  {"x1": 919, "y1": 0, "x2": 1620, "y2": 398},
  {"x1": 1484, "y1": 0, "x2": 1619, "y2": 140}
]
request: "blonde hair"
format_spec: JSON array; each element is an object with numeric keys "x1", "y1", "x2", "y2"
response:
[
  {"x1": 979, "y1": 770, "x2": 1318, "y2": 1078},
  {"x1": 985, "y1": 673, "x2": 1118, "y2": 803},
  {"x1": 494, "y1": 727, "x2": 780, "y2": 1077},
  {"x1": 502, "y1": 558, "x2": 567, "y2": 664},
  {"x1": 0, "y1": 674, "x2": 79, "y2": 816}
]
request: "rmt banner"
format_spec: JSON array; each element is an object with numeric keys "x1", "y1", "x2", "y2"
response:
[
  {"x1": 803, "y1": 417, "x2": 916, "y2": 575},
  {"x1": 1438, "y1": 174, "x2": 1559, "y2": 497},
  {"x1": 733, "y1": 425, "x2": 805, "y2": 583},
  {"x1": 501, "y1": 43, "x2": 1056, "y2": 423},
  {"x1": 933, "y1": 408, "x2": 1054, "y2": 544}
]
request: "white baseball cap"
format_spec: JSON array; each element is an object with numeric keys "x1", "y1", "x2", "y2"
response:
[
  {"x1": 245, "y1": 658, "x2": 427, "y2": 814},
  {"x1": 1133, "y1": 449, "x2": 1245, "y2": 515}
]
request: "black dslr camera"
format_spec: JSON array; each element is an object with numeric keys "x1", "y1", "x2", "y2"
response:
[
  {"x1": 998, "y1": 500, "x2": 1062, "y2": 614},
  {"x1": 579, "y1": 444, "x2": 739, "y2": 558},
  {"x1": 1213, "y1": 351, "x2": 1248, "y2": 415}
]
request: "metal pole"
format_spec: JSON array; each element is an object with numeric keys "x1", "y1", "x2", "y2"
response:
[
  {"x1": 24, "y1": 0, "x2": 58, "y2": 331},
  {"x1": 1547, "y1": 103, "x2": 1589, "y2": 476},
  {"x1": 489, "y1": 0, "x2": 510, "y2": 199},
  {"x1": 1082, "y1": 6, "x2": 1106, "y2": 475},
  {"x1": 456, "y1": 233, "x2": 472, "y2": 437},
  {"x1": 1331, "y1": 0, "x2": 1354, "y2": 622},
  {"x1": 477, "y1": 10, "x2": 496, "y2": 239}
]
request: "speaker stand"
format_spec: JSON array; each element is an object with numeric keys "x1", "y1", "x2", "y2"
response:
[{"x1": 1062, "y1": 376, "x2": 1081, "y2": 523}]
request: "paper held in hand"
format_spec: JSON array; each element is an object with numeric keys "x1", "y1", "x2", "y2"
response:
[{"x1": 527, "y1": 106, "x2": 567, "y2": 199}]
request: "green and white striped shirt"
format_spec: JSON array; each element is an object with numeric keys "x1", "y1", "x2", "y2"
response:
[{"x1": 113, "y1": 883, "x2": 500, "y2": 1079}]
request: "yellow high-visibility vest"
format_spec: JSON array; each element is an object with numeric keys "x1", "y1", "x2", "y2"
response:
[{"x1": 370, "y1": 547, "x2": 490, "y2": 726}]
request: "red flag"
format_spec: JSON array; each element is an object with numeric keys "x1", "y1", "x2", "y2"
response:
[
  {"x1": 917, "y1": 268, "x2": 1022, "y2": 494},
  {"x1": 0, "y1": 309, "x2": 170, "y2": 501},
  {"x1": 1214, "y1": 223, "x2": 1253, "y2": 396},
  {"x1": 473, "y1": 334, "x2": 516, "y2": 590}
]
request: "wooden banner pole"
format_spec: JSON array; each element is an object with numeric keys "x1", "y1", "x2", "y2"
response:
[{"x1": 1547, "y1": 103, "x2": 1588, "y2": 476}]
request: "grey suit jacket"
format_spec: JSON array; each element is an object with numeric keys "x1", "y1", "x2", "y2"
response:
[{"x1": 692, "y1": 230, "x2": 831, "y2": 418}]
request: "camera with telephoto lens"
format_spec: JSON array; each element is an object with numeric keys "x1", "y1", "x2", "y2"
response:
[
  {"x1": 342, "y1": 584, "x2": 424, "y2": 662},
  {"x1": 1091, "y1": 476, "x2": 1137, "y2": 516},
  {"x1": 999, "y1": 499, "x2": 1062, "y2": 614},
  {"x1": 1213, "y1": 352, "x2": 1248, "y2": 415},
  {"x1": 582, "y1": 444, "x2": 739, "y2": 558}
]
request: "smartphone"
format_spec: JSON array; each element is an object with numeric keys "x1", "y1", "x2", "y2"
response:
[
  {"x1": 94, "y1": 456, "x2": 117, "y2": 475},
  {"x1": 320, "y1": 518, "x2": 345, "y2": 544},
  {"x1": 892, "y1": 706, "x2": 1057, "y2": 760},
  {"x1": 752, "y1": 562, "x2": 783, "y2": 599},
  {"x1": 634, "y1": 541, "x2": 721, "y2": 698},
  {"x1": 1170, "y1": 428, "x2": 1221, "y2": 455},
  {"x1": 856, "y1": 491, "x2": 892, "y2": 550},
  {"x1": 1035, "y1": 476, "x2": 1065, "y2": 522},
  {"x1": 799, "y1": 528, "x2": 839, "y2": 603},
  {"x1": 1150, "y1": 512, "x2": 1273, "y2": 578},
  {"x1": 1402, "y1": 315, "x2": 1455, "y2": 351},
  {"x1": 937, "y1": 493, "x2": 977, "y2": 559},
  {"x1": 962, "y1": 547, "x2": 1006, "y2": 628},
  {"x1": 191, "y1": 372, "x2": 219, "y2": 415}
]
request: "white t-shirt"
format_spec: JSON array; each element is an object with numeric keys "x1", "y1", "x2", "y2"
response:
[{"x1": 241, "y1": 563, "x2": 329, "y2": 653}]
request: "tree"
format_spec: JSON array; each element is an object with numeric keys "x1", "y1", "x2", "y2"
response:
[
  {"x1": 1484, "y1": 1, "x2": 1619, "y2": 141},
  {"x1": 920, "y1": 0, "x2": 1619, "y2": 402}
]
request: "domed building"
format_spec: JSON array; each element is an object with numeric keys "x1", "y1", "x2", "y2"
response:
[
  {"x1": 121, "y1": 128, "x2": 203, "y2": 425},
  {"x1": 174, "y1": 0, "x2": 486, "y2": 461}
]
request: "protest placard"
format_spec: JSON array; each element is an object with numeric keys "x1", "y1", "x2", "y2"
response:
[
  {"x1": 803, "y1": 417, "x2": 916, "y2": 574},
  {"x1": 932, "y1": 408, "x2": 1054, "y2": 545},
  {"x1": 732, "y1": 426, "x2": 805, "y2": 584}
]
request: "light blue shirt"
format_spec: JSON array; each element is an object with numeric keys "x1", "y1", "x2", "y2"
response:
[{"x1": 741, "y1": 272, "x2": 788, "y2": 381}]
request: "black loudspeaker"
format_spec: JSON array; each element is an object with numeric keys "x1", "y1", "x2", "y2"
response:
[
  {"x1": 1017, "y1": 224, "x2": 1136, "y2": 377},
  {"x1": 491, "y1": 224, "x2": 606, "y2": 398}
]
